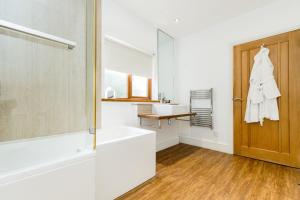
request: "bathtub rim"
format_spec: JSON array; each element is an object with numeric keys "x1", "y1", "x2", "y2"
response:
[
  {"x1": 0, "y1": 130, "x2": 90, "y2": 146},
  {"x1": 0, "y1": 130, "x2": 94, "y2": 185},
  {"x1": 96, "y1": 126, "x2": 156, "y2": 145}
]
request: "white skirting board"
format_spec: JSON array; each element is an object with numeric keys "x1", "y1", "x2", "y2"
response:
[
  {"x1": 156, "y1": 136, "x2": 179, "y2": 152},
  {"x1": 179, "y1": 136, "x2": 233, "y2": 154}
]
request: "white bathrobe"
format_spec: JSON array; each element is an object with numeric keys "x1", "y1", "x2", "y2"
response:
[{"x1": 244, "y1": 47, "x2": 281, "y2": 126}]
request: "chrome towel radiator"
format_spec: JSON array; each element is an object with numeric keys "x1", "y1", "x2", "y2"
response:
[{"x1": 190, "y1": 89, "x2": 213, "y2": 129}]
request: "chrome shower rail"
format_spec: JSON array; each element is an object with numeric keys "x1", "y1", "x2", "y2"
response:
[{"x1": 0, "y1": 19, "x2": 76, "y2": 49}]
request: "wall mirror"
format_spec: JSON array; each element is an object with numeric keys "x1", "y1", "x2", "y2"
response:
[{"x1": 157, "y1": 29, "x2": 175, "y2": 102}]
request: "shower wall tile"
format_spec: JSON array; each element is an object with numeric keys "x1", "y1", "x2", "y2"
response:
[{"x1": 0, "y1": 0, "x2": 91, "y2": 142}]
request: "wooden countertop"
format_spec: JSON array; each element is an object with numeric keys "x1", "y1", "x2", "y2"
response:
[{"x1": 138, "y1": 113, "x2": 196, "y2": 120}]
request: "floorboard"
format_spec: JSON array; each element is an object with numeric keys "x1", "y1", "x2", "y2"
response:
[{"x1": 118, "y1": 144, "x2": 300, "y2": 200}]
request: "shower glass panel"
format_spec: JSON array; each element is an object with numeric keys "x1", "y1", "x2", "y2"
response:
[
  {"x1": 157, "y1": 29, "x2": 175, "y2": 101},
  {"x1": 0, "y1": 0, "x2": 96, "y2": 149}
]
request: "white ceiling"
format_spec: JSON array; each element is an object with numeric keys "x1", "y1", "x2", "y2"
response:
[{"x1": 112, "y1": 0, "x2": 277, "y2": 38}]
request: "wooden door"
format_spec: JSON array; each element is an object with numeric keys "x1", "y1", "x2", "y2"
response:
[{"x1": 233, "y1": 30, "x2": 300, "y2": 168}]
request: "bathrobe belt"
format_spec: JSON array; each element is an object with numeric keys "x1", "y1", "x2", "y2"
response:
[{"x1": 251, "y1": 76, "x2": 275, "y2": 104}]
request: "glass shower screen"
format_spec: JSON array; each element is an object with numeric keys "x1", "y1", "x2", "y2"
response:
[{"x1": 0, "y1": 0, "x2": 97, "y2": 149}]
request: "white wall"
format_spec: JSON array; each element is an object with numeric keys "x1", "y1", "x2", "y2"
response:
[{"x1": 175, "y1": 0, "x2": 300, "y2": 154}]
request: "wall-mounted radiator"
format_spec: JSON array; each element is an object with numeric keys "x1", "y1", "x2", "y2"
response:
[{"x1": 190, "y1": 89, "x2": 213, "y2": 129}]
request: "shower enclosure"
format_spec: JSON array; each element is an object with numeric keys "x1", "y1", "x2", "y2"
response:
[{"x1": 0, "y1": 0, "x2": 101, "y2": 199}]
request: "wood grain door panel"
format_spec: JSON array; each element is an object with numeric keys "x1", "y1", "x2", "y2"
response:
[{"x1": 234, "y1": 31, "x2": 300, "y2": 168}]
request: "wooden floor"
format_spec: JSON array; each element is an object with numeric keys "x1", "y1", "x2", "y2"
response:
[{"x1": 118, "y1": 144, "x2": 300, "y2": 200}]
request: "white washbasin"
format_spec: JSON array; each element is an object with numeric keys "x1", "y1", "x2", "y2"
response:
[{"x1": 152, "y1": 104, "x2": 189, "y2": 115}]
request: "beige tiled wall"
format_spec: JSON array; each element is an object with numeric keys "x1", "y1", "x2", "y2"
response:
[{"x1": 0, "y1": 0, "x2": 92, "y2": 142}]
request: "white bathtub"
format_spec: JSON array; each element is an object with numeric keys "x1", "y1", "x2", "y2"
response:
[
  {"x1": 0, "y1": 127, "x2": 156, "y2": 200},
  {"x1": 0, "y1": 132, "x2": 96, "y2": 200},
  {"x1": 96, "y1": 126, "x2": 156, "y2": 200}
]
